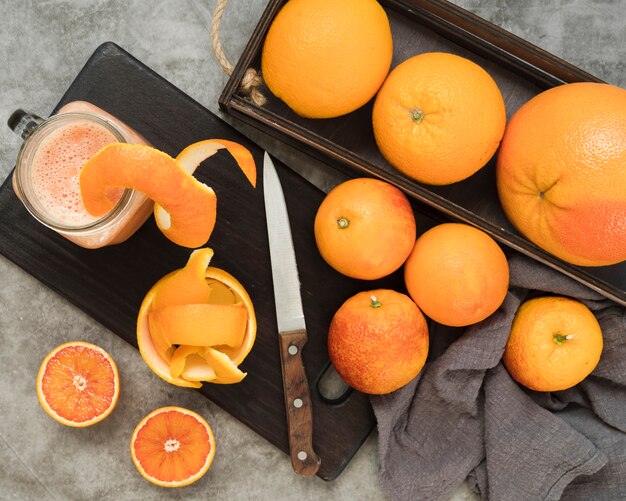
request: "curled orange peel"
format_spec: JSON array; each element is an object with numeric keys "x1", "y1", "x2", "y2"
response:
[
  {"x1": 148, "y1": 303, "x2": 247, "y2": 347},
  {"x1": 80, "y1": 139, "x2": 256, "y2": 248},
  {"x1": 170, "y1": 345, "x2": 217, "y2": 381},
  {"x1": 169, "y1": 345, "x2": 246, "y2": 384},
  {"x1": 150, "y1": 248, "x2": 214, "y2": 311},
  {"x1": 202, "y1": 347, "x2": 247, "y2": 384},
  {"x1": 175, "y1": 139, "x2": 257, "y2": 186}
]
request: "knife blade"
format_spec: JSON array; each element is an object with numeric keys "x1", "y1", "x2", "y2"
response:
[{"x1": 263, "y1": 152, "x2": 321, "y2": 477}]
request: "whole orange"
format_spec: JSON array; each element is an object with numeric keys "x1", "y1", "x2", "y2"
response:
[
  {"x1": 328, "y1": 289, "x2": 429, "y2": 394},
  {"x1": 404, "y1": 223, "x2": 509, "y2": 327},
  {"x1": 503, "y1": 296, "x2": 603, "y2": 392},
  {"x1": 372, "y1": 52, "x2": 506, "y2": 185},
  {"x1": 314, "y1": 178, "x2": 416, "y2": 280},
  {"x1": 261, "y1": 0, "x2": 392, "y2": 118},
  {"x1": 497, "y1": 82, "x2": 626, "y2": 266}
]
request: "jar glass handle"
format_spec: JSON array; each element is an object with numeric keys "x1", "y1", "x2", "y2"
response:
[{"x1": 8, "y1": 110, "x2": 44, "y2": 141}]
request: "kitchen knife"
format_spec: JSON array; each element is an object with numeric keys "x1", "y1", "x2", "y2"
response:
[{"x1": 263, "y1": 152, "x2": 321, "y2": 477}]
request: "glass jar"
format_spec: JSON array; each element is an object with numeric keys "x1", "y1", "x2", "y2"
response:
[{"x1": 9, "y1": 101, "x2": 153, "y2": 249}]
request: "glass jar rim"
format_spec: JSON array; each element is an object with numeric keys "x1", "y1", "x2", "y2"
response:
[{"x1": 13, "y1": 112, "x2": 135, "y2": 234}]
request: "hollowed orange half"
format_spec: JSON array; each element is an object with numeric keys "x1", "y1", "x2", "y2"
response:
[{"x1": 136, "y1": 248, "x2": 256, "y2": 387}]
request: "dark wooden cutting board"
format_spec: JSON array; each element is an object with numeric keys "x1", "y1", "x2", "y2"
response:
[{"x1": 0, "y1": 42, "x2": 416, "y2": 480}]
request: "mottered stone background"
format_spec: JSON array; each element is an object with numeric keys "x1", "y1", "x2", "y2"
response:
[{"x1": 0, "y1": 1, "x2": 624, "y2": 499}]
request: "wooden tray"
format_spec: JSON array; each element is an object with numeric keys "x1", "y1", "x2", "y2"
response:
[
  {"x1": 0, "y1": 42, "x2": 421, "y2": 480},
  {"x1": 219, "y1": 0, "x2": 626, "y2": 308}
]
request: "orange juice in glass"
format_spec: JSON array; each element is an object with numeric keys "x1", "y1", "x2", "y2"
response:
[{"x1": 10, "y1": 101, "x2": 153, "y2": 248}]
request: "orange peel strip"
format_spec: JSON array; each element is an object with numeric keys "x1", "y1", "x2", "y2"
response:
[
  {"x1": 169, "y1": 345, "x2": 246, "y2": 384},
  {"x1": 175, "y1": 140, "x2": 222, "y2": 175},
  {"x1": 148, "y1": 302, "x2": 247, "y2": 347},
  {"x1": 137, "y1": 288, "x2": 201, "y2": 389},
  {"x1": 175, "y1": 139, "x2": 257, "y2": 187},
  {"x1": 202, "y1": 347, "x2": 246, "y2": 384},
  {"x1": 80, "y1": 143, "x2": 216, "y2": 248},
  {"x1": 147, "y1": 315, "x2": 176, "y2": 364},
  {"x1": 153, "y1": 139, "x2": 257, "y2": 241},
  {"x1": 150, "y1": 248, "x2": 214, "y2": 311},
  {"x1": 181, "y1": 355, "x2": 218, "y2": 382},
  {"x1": 170, "y1": 345, "x2": 218, "y2": 381}
]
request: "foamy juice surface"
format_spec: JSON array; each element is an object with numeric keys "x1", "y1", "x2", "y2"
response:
[{"x1": 31, "y1": 120, "x2": 122, "y2": 226}]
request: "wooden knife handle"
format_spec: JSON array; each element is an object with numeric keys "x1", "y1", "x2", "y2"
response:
[{"x1": 278, "y1": 329, "x2": 321, "y2": 476}]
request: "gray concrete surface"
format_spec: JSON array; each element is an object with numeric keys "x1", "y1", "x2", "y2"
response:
[{"x1": 0, "y1": 1, "x2": 624, "y2": 500}]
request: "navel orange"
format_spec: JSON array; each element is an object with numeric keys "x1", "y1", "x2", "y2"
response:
[
  {"x1": 36, "y1": 341, "x2": 119, "y2": 427},
  {"x1": 404, "y1": 223, "x2": 509, "y2": 327},
  {"x1": 497, "y1": 82, "x2": 626, "y2": 266},
  {"x1": 372, "y1": 52, "x2": 506, "y2": 185},
  {"x1": 314, "y1": 178, "x2": 416, "y2": 280},
  {"x1": 503, "y1": 296, "x2": 603, "y2": 392},
  {"x1": 261, "y1": 0, "x2": 393, "y2": 118},
  {"x1": 130, "y1": 406, "x2": 216, "y2": 488},
  {"x1": 328, "y1": 289, "x2": 429, "y2": 394}
]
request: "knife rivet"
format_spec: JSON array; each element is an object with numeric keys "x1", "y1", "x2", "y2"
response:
[
  {"x1": 297, "y1": 451, "x2": 308, "y2": 461},
  {"x1": 288, "y1": 345, "x2": 298, "y2": 355},
  {"x1": 293, "y1": 398, "x2": 303, "y2": 408}
]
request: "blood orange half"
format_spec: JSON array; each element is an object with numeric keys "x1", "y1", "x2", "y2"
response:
[
  {"x1": 130, "y1": 406, "x2": 216, "y2": 488},
  {"x1": 36, "y1": 341, "x2": 120, "y2": 427}
]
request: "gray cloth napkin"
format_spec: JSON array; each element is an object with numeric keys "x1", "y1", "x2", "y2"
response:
[{"x1": 371, "y1": 253, "x2": 626, "y2": 501}]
